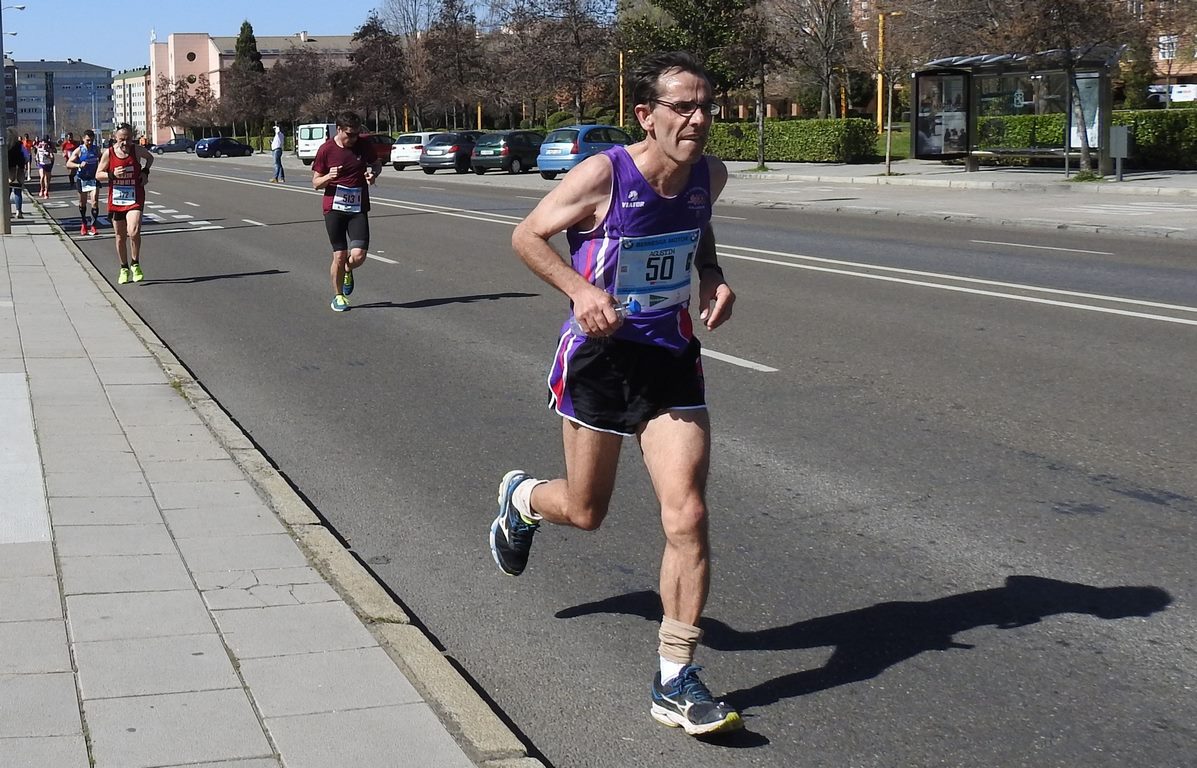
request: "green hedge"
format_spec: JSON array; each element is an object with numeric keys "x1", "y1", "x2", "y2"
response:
[
  {"x1": 706, "y1": 119, "x2": 875, "y2": 163},
  {"x1": 976, "y1": 109, "x2": 1197, "y2": 169}
]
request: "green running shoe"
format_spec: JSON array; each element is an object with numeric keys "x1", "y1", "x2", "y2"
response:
[
  {"x1": 342, "y1": 268, "x2": 354, "y2": 296},
  {"x1": 330, "y1": 294, "x2": 350, "y2": 312},
  {"x1": 118, "y1": 267, "x2": 131, "y2": 285},
  {"x1": 130, "y1": 263, "x2": 144, "y2": 282}
]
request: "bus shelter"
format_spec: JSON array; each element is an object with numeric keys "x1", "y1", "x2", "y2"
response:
[{"x1": 911, "y1": 47, "x2": 1123, "y2": 174}]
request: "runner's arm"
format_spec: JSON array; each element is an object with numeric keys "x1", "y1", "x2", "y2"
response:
[
  {"x1": 65, "y1": 148, "x2": 83, "y2": 170},
  {"x1": 511, "y1": 153, "x2": 624, "y2": 335},
  {"x1": 694, "y1": 157, "x2": 734, "y2": 330},
  {"x1": 95, "y1": 149, "x2": 111, "y2": 182}
]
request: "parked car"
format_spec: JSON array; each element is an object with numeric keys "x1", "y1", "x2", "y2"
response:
[
  {"x1": 471, "y1": 130, "x2": 544, "y2": 174},
  {"x1": 537, "y1": 124, "x2": 634, "y2": 180},
  {"x1": 359, "y1": 132, "x2": 395, "y2": 163},
  {"x1": 150, "y1": 136, "x2": 195, "y2": 154},
  {"x1": 390, "y1": 131, "x2": 445, "y2": 170},
  {"x1": 194, "y1": 137, "x2": 255, "y2": 158},
  {"x1": 419, "y1": 131, "x2": 485, "y2": 174}
]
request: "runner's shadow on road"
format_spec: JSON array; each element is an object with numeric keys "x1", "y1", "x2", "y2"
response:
[
  {"x1": 556, "y1": 575, "x2": 1171, "y2": 714},
  {"x1": 353, "y1": 291, "x2": 538, "y2": 310},
  {"x1": 140, "y1": 269, "x2": 288, "y2": 285}
]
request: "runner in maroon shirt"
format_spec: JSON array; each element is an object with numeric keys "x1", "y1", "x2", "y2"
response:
[{"x1": 312, "y1": 110, "x2": 382, "y2": 312}]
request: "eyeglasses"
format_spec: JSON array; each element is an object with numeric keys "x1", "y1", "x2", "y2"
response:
[
  {"x1": 342, "y1": 130, "x2": 360, "y2": 139},
  {"x1": 652, "y1": 98, "x2": 721, "y2": 117}
]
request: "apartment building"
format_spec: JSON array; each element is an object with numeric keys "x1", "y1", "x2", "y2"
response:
[
  {"x1": 113, "y1": 67, "x2": 152, "y2": 137},
  {"x1": 12, "y1": 59, "x2": 112, "y2": 139}
]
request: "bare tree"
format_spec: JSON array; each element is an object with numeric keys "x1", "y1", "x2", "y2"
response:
[{"x1": 769, "y1": 0, "x2": 854, "y2": 118}]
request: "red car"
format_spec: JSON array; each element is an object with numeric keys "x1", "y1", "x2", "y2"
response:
[{"x1": 359, "y1": 132, "x2": 395, "y2": 163}]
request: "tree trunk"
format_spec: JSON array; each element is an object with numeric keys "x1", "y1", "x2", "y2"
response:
[
  {"x1": 756, "y1": 63, "x2": 766, "y2": 169},
  {"x1": 1069, "y1": 67, "x2": 1093, "y2": 173}
]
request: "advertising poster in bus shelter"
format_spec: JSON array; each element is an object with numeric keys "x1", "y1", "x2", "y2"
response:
[
  {"x1": 914, "y1": 73, "x2": 968, "y2": 159},
  {"x1": 1069, "y1": 73, "x2": 1101, "y2": 149}
]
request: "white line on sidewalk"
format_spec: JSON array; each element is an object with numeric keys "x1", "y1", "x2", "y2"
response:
[
  {"x1": 701, "y1": 349, "x2": 778, "y2": 372},
  {"x1": 242, "y1": 219, "x2": 267, "y2": 226},
  {"x1": 970, "y1": 239, "x2": 1113, "y2": 255}
]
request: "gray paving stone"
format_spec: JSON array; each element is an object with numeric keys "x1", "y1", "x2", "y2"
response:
[
  {"x1": 66, "y1": 590, "x2": 214, "y2": 643},
  {"x1": 91, "y1": 356, "x2": 163, "y2": 385},
  {"x1": 214, "y1": 602, "x2": 377, "y2": 659},
  {"x1": 55, "y1": 523, "x2": 175, "y2": 557},
  {"x1": 0, "y1": 621, "x2": 71, "y2": 673},
  {"x1": 201, "y1": 581, "x2": 339, "y2": 611},
  {"x1": 33, "y1": 415, "x2": 124, "y2": 436},
  {"x1": 85, "y1": 689, "x2": 272, "y2": 768},
  {"x1": 44, "y1": 470, "x2": 151, "y2": 498},
  {"x1": 74, "y1": 634, "x2": 240, "y2": 700},
  {"x1": 141, "y1": 458, "x2": 248, "y2": 484},
  {"x1": 239, "y1": 647, "x2": 421, "y2": 718},
  {"x1": 264, "y1": 705, "x2": 474, "y2": 768},
  {"x1": 125, "y1": 436, "x2": 230, "y2": 463},
  {"x1": 112, "y1": 402, "x2": 203, "y2": 429},
  {"x1": 163, "y1": 504, "x2": 284, "y2": 539},
  {"x1": 0, "y1": 673, "x2": 82, "y2": 738},
  {"x1": 193, "y1": 566, "x2": 327, "y2": 591},
  {"x1": 176, "y1": 534, "x2": 308, "y2": 573},
  {"x1": 0, "y1": 576, "x2": 62, "y2": 622},
  {"x1": 40, "y1": 448, "x2": 140, "y2": 475},
  {"x1": 152, "y1": 480, "x2": 262, "y2": 510},
  {"x1": 50, "y1": 496, "x2": 165, "y2": 526},
  {"x1": 0, "y1": 357, "x2": 23, "y2": 372},
  {"x1": 35, "y1": 431, "x2": 131, "y2": 455},
  {"x1": 157, "y1": 761, "x2": 280, "y2": 768},
  {"x1": 59, "y1": 552, "x2": 193, "y2": 595},
  {"x1": 0, "y1": 733, "x2": 89, "y2": 768},
  {"x1": 0, "y1": 542, "x2": 54, "y2": 577}
]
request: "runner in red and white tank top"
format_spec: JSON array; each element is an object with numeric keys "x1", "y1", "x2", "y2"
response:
[{"x1": 96, "y1": 123, "x2": 154, "y2": 285}]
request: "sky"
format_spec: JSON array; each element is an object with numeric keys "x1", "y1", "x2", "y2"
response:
[{"x1": 2, "y1": 0, "x2": 384, "y2": 73}]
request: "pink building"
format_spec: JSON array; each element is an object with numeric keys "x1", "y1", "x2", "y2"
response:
[{"x1": 148, "y1": 30, "x2": 353, "y2": 143}]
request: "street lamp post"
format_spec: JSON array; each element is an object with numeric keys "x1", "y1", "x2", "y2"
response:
[
  {"x1": 875, "y1": 9, "x2": 903, "y2": 134},
  {"x1": 1, "y1": 4, "x2": 28, "y2": 236}
]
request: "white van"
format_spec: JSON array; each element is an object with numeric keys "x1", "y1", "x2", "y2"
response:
[
  {"x1": 1147, "y1": 84, "x2": 1197, "y2": 105},
  {"x1": 295, "y1": 123, "x2": 335, "y2": 166}
]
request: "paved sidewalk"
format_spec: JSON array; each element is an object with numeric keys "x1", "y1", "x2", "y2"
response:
[{"x1": 0, "y1": 205, "x2": 539, "y2": 768}]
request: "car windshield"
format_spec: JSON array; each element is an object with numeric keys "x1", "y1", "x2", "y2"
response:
[{"x1": 544, "y1": 129, "x2": 578, "y2": 144}]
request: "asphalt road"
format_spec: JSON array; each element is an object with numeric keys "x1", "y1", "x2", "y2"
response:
[{"x1": 43, "y1": 155, "x2": 1197, "y2": 768}]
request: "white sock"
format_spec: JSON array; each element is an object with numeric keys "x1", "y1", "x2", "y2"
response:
[
  {"x1": 660, "y1": 658, "x2": 686, "y2": 684},
  {"x1": 512, "y1": 478, "x2": 545, "y2": 522}
]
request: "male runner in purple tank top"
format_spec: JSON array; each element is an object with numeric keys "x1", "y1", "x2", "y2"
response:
[{"x1": 490, "y1": 51, "x2": 740, "y2": 736}]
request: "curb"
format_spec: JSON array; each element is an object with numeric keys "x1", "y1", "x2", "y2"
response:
[
  {"x1": 727, "y1": 170, "x2": 1197, "y2": 197},
  {"x1": 43, "y1": 205, "x2": 544, "y2": 768},
  {"x1": 717, "y1": 194, "x2": 1195, "y2": 240}
]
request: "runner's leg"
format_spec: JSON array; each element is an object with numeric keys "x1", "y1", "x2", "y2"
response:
[
  {"x1": 126, "y1": 209, "x2": 143, "y2": 264},
  {"x1": 527, "y1": 420, "x2": 623, "y2": 531}
]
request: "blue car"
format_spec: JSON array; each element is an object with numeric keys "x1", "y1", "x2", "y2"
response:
[
  {"x1": 537, "y1": 124, "x2": 634, "y2": 180},
  {"x1": 194, "y1": 137, "x2": 254, "y2": 158}
]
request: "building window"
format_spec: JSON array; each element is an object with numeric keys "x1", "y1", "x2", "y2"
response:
[
  {"x1": 187, "y1": 52, "x2": 197, "y2": 62},
  {"x1": 1159, "y1": 35, "x2": 1178, "y2": 61},
  {"x1": 187, "y1": 74, "x2": 197, "y2": 84}
]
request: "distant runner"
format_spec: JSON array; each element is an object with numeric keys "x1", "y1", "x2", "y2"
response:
[{"x1": 66, "y1": 130, "x2": 102, "y2": 236}]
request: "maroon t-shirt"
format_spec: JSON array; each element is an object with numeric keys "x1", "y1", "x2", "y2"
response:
[{"x1": 312, "y1": 137, "x2": 373, "y2": 214}]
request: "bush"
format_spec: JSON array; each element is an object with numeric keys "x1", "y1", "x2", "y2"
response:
[
  {"x1": 546, "y1": 110, "x2": 575, "y2": 130},
  {"x1": 706, "y1": 118, "x2": 876, "y2": 163},
  {"x1": 978, "y1": 109, "x2": 1197, "y2": 169}
]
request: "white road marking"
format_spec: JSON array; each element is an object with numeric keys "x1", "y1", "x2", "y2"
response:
[
  {"x1": 419, "y1": 186, "x2": 445, "y2": 191},
  {"x1": 841, "y1": 205, "x2": 889, "y2": 211},
  {"x1": 172, "y1": 214, "x2": 194, "y2": 219},
  {"x1": 701, "y1": 349, "x2": 778, "y2": 372},
  {"x1": 719, "y1": 246, "x2": 1197, "y2": 326},
  {"x1": 184, "y1": 201, "x2": 200, "y2": 207},
  {"x1": 242, "y1": 219, "x2": 267, "y2": 226},
  {"x1": 713, "y1": 214, "x2": 747, "y2": 220},
  {"x1": 147, "y1": 190, "x2": 161, "y2": 195},
  {"x1": 970, "y1": 239, "x2": 1114, "y2": 256},
  {"x1": 516, "y1": 195, "x2": 541, "y2": 200},
  {"x1": 931, "y1": 211, "x2": 978, "y2": 217},
  {"x1": 159, "y1": 208, "x2": 178, "y2": 214},
  {"x1": 188, "y1": 220, "x2": 212, "y2": 226},
  {"x1": 367, "y1": 252, "x2": 398, "y2": 264}
]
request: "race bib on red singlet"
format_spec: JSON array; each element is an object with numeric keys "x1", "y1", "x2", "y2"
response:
[
  {"x1": 332, "y1": 185, "x2": 362, "y2": 213},
  {"x1": 111, "y1": 184, "x2": 137, "y2": 207}
]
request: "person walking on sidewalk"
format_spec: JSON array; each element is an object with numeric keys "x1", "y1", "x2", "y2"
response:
[
  {"x1": 66, "y1": 130, "x2": 103, "y2": 236},
  {"x1": 8, "y1": 129, "x2": 27, "y2": 220},
  {"x1": 270, "y1": 123, "x2": 285, "y2": 183},
  {"x1": 312, "y1": 111, "x2": 380, "y2": 312},
  {"x1": 96, "y1": 124, "x2": 154, "y2": 284},
  {"x1": 489, "y1": 50, "x2": 740, "y2": 737}
]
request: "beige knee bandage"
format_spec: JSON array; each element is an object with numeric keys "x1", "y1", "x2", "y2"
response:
[{"x1": 658, "y1": 617, "x2": 703, "y2": 665}]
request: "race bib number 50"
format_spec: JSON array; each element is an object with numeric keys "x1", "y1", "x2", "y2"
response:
[
  {"x1": 332, "y1": 185, "x2": 362, "y2": 213},
  {"x1": 614, "y1": 229, "x2": 700, "y2": 311}
]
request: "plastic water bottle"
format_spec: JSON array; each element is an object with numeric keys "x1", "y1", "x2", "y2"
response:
[{"x1": 569, "y1": 298, "x2": 641, "y2": 337}]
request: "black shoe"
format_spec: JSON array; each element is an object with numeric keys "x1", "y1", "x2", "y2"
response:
[
  {"x1": 489, "y1": 470, "x2": 537, "y2": 576},
  {"x1": 651, "y1": 665, "x2": 743, "y2": 736}
]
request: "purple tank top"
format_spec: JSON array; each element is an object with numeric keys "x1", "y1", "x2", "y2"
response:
[{"x1": 565, "y1": 146, "x2": 712, "y2": 352}]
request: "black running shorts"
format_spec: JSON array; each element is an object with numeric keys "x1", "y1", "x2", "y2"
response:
[
  {"x1": 557, "y1": 337, "x2": 706, "y2": 435},
  {"x1": 324, "y1": 210, "x2": 370, "y2": 253}
]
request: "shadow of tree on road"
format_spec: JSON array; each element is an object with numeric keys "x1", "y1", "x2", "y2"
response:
[{"x1": 556, "y1": 575, "x2": 1171, "y2": 712}]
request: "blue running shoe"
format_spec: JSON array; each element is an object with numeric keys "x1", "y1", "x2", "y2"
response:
[
  {"x1": 489, "y1": 470, "x2": 538, "y2": 576},
  {"x1": 331, "y1": 294, "x2": 350, "y2": 312},
  {"x1": 651, "y1": 665, "x2": 743, "y2": 736},
  {"x1": 342, "y1": 268, "x2": 354, "y2": 296}
]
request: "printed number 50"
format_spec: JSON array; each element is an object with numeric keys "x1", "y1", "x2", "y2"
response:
[{"x1": 645, "y1": 255, "x2": 674, "y2": 281}]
